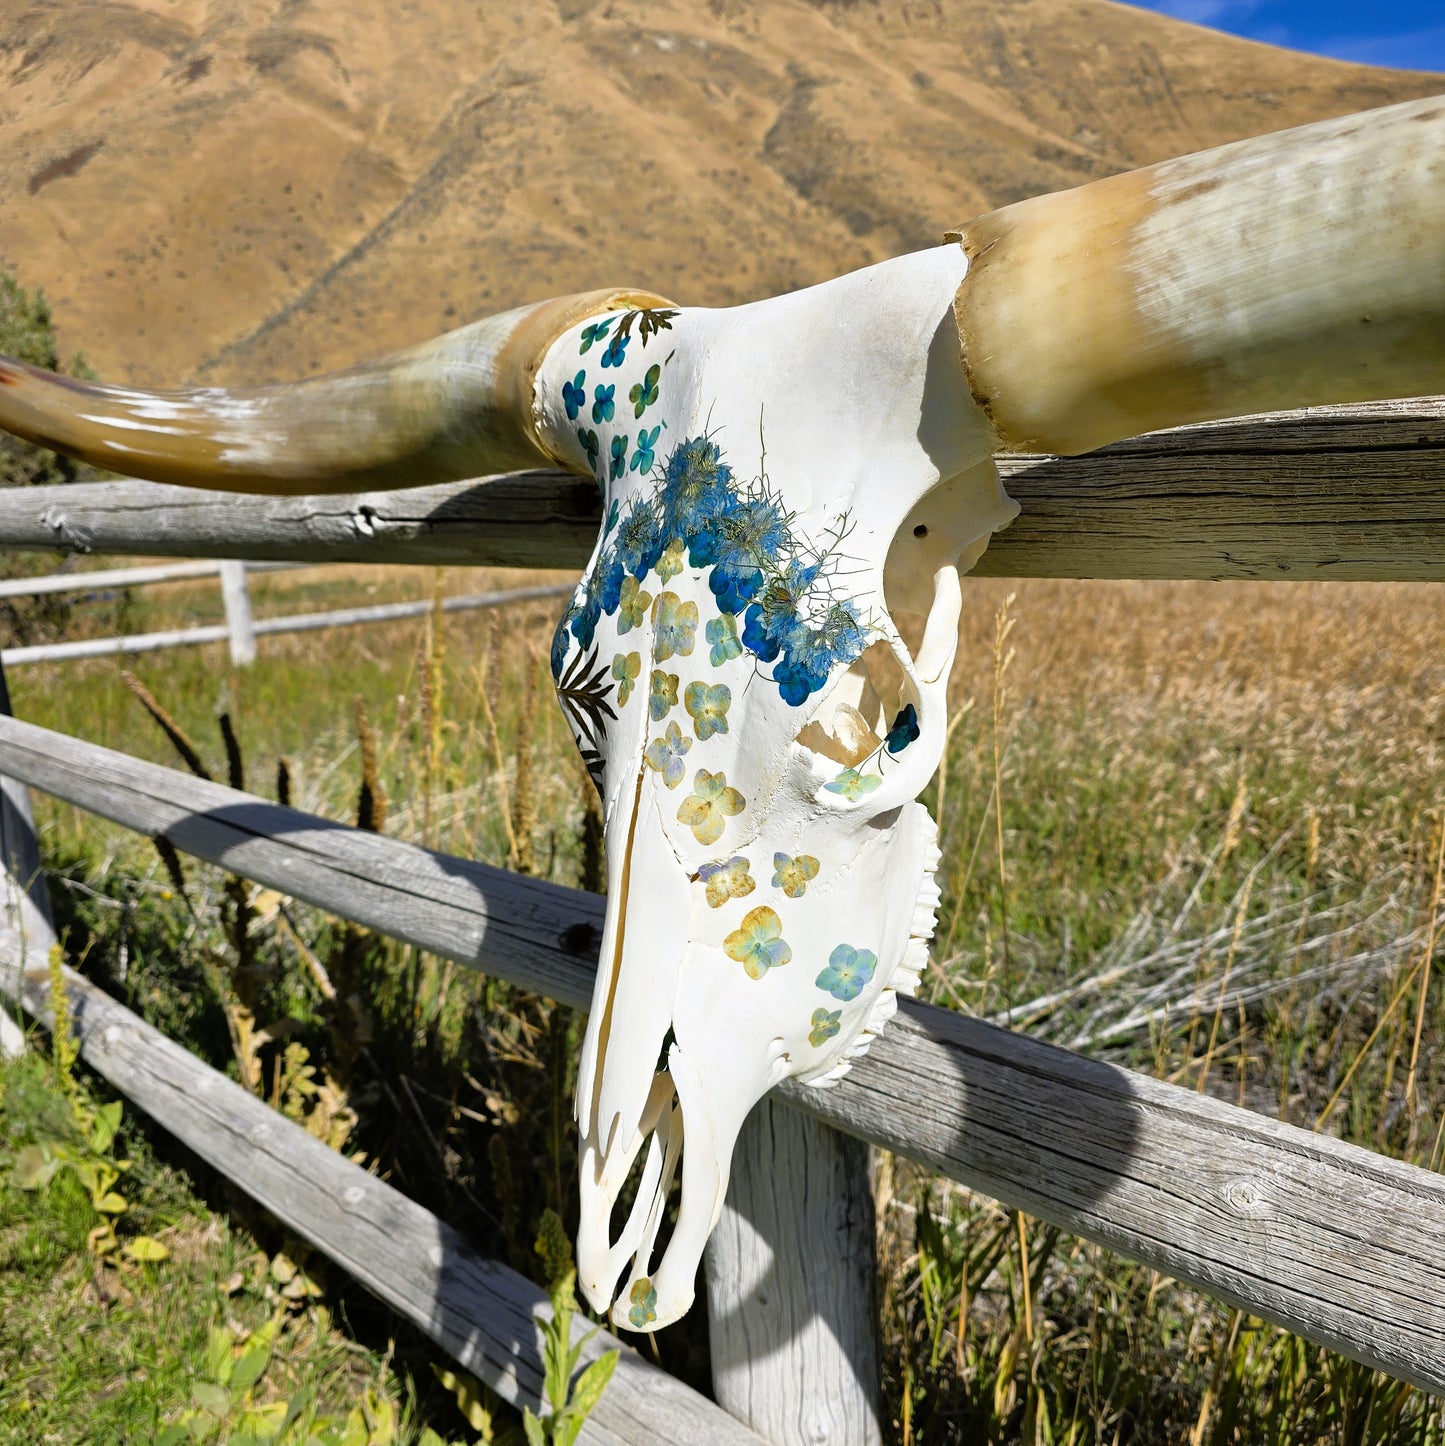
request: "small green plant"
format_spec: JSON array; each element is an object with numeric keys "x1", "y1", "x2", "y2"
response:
[
  {"x1": 9, "y1": 946, "x2": 169, "y2": 1269},
  {"x1": 523, "y1": 1209, "x2": 618, "y2": 1446},
  {"x1": 157, "y1": 1311, "x2": 457, "y2": 1446}
]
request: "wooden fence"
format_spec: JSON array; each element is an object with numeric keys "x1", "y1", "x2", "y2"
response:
[
  {"x1": 0, "y1": 553, "x2": 573, "y2": 668},
  {"x1": 2, "y1": 395, "x2": 1444, "y2": 1442}
]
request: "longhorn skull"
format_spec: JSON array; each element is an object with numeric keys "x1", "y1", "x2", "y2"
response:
[{"x1": 0, "y1": 97, "x2": 1441, "y2": 1330}]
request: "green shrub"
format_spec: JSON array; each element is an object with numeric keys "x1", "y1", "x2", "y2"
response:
[{"x1": 0, "y1": 265, "x2": 98, "y2": 645}]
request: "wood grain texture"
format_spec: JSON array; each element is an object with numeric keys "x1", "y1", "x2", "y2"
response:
[
  {"x1": 706, "y1": 1099, "x2": 882, "y2": 1446},
  {"x1": 0, "y1": 661, "x2": 57, "y2": 989},
  {"x1": 0, "y1": 954, "x2": 763, "y2": 1446},
  {"x1": 5, "y1": 715, "x2": 1444, "y2": 1392},
  {"x1": 1, "y1": 399, "x2": 1442, "y2": 580}
]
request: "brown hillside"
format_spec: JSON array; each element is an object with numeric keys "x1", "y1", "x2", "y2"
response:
[{"x1": 0, "y1": 0, "x2": 1437, "y2": 386}]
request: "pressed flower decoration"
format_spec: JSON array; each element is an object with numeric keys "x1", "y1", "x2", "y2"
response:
[
  {"x1": 724, "y1": 905, "x2": 792, "y2": 980},
  {"x1": 653, "y1": 592, "x2": 698, "y2": 661},
  {"x1": 562, "y1": 370, "x2": 587, "y2": 421},
  {"x1": 592, "y1": 383, "x2": 616, "y2": 424},
  {"x1": 601, "y1": 331, "x2": 630, "y2": 368},
  {"x1": 649, "y1": 669, "x2": 679, "y2": 721},
  {"x1": 609, "y1": 433, "x2": 629, "y2": 481},
  {"x1": 772, "y1": 853, "x2": 820, "y2": 898},
  {"x1": 684, "y1": 681, "x2": 731, "y2": 740},
  {"x1": 809, "y1": 1008, "x2": 842, "y2": 1048},
  {"x1": 627, "y1": 1278, "x2": 658, "y2": 1328},
  {"x1": 578, "y1": 318, "x2": 612, "y2": 354},
  {"x1": 698, "y1": 856, "x2": 755, "y2": 909},
  {"x1": 631, "y1": 425, "x2": 661, "y2": 474},
  {"x1": 885, "y1": 704, "x2": 921, "y2": 755},
  {"x1": 825, "y1": 767, "x2": 882, "y2": 801},
  {"x1": 644, "y1": 720, "x2": 692, "y2": 787},
  {"x1": 815, "y1": 943, "x2": 877, "y2": 1002},
  {"x1": 678, "y1": 768, "x2": 745, "y2": 845},
  {"x1": 706, "y1": 612, "x2": 742, "y2": 666},
  {"x1": 656, "y1": 538, "x2": 685, "y2": 582},
  {"x1": 576, "y1": 427, "x2": 600, "y2": 470},
  {"x1": 611, "y1": 652, "x2": 641, "y2": 707},
  {"x1": 616, "y1": 575, "x2": 653, "y2": 634},
  {"x1": 630, "y1": 363, "x2": 661, "y2": 418}
]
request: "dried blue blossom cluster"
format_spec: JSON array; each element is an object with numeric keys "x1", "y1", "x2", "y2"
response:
[{"x1": 553, "y1": 429, "x2": 870, "y2": 709}]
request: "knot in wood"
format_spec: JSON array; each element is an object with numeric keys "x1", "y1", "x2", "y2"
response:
[{"x1": 1222, "y1": 1176, "x2": 1272, "y2": 1218}]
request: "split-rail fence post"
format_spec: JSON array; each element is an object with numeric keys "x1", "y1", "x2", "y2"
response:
[{"x1": 0, "y1": 655, "x2": 56, "y2": 1056}]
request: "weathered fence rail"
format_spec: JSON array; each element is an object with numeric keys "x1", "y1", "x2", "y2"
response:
[
  {"x1": 0, "y1": 557, "x2": 299, "y2": 600},
  {"x1": 1, "y1": 581, "x2": 574, "y2": 667},
  {"x1": 0, "y1": 953, "x2": 763, "y2": 1446},
  {"x1": 2, "y1": 398, "x2": 1442, "y2": 580},
  {"x1": 4, "y1": 712, "x2": 1443, "y2": 1394}
]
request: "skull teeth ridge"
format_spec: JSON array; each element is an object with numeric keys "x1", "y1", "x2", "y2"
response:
[{"x1": 537, "y1": 247, "x2": 1017, "y2": 1329}]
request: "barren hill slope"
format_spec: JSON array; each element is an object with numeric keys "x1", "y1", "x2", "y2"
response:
[{"x1": 0, "y1": 0, "x2": 1437, "y2": 386}]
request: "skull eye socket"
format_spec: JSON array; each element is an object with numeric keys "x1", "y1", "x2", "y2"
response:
[{"x1": 794, "y1": 639, "x2": 910, "y2": 769}]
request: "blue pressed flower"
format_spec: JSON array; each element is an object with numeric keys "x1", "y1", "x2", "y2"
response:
[
  {"x1": 601, "y1": 331, "x2": 630, "y2": 368},
  {"x1": 579, "y1": 318, "x2": 613, "y2": 354},
  {"x1": 562, "y1": 370, "x2": 587, "y2": 421},
  {"x1": 652, "y1": 592, "x2": 698, "y2": 661},
  {"x1": 627, "y1": 1277, "x2": 658, "y2": 1328},
  {"x1": 598, "y1": 558, "x2": 626, "y2": 615},
  {"x1": 823, "y1": 767, "x2": 882, "y2": 801},
  {"x1": 629, "y1": 363, "x2": 661, "y2": 418},
  {"x1": 695, "y1": 495, "x2": 790, "y2": 580},
  {"x1": 706, "y1": 612, "x2": 743, "y2": 666},
  {"x1": 550, "y1": 612, "x2": 572, "y2": 680},
  {"x1": 614, "y1": 497, "x2": 664, "y2": 578},
  {"x1": 684, "y1": 681, "x2": 731, "y2": 741},
  {"x1": 885, "y1": 703, "x2": 920, "y2": 754},
  {"x1": 809, "y1": 1007, "x2": 842, "y2": 1048},
  {"x1": 708, "y1": 560, "x2": 764, "y2": 617},
  {"x1": 630, "y1": 425, "x2": 661, "y2": 475},
  {"x1": 773, "y1": 601, "x2": 868, "y2": 705},
  {"x1": 592, "y1": 384, "x2": 616, "y2": 424},
  {"x1": 570, "y1": 592, "x2": 600, "y2": 648},
  {"x1": 644, "y1": 720, "x2": 691, "y2": 787},
  {"x1": 572, "y1": 552, "x2": 620, "y2": 645},
  {"x1": 576, "y1": 426, "x2": 600, "y2": 470},
  {"x1": 815, "y1": 943, "x2": 877, "y2": 1002},
  {"x1": 610, "y1": 433, "x2": 629, "y2": 482},
  {"x1": 658, "y1": 436, "x2": 734, "y2": 545},
  {"x1": 741, "y1": 603, "x2": 783, "y2": 663}
]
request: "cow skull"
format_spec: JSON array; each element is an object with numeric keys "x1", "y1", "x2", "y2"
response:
[
  {"x1": 0, "y1": 95, "x2": 1440, "y2": 1331},
  {"x1": 531, "y1": 247, "x2": 1015, "y2": 1327}
]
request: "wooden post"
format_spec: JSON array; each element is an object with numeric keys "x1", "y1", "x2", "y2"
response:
[
  {"x1": 706, "y1": 1098, "x2": 882, "y2": 1445},
  {"x1": 219, "y1": 559, "x2": 256, "y2": 665},
  {"x1": 0, "y1": 656, "x2": 57, "y2": 1054}
]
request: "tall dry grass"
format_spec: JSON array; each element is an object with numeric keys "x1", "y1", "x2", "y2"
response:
[{"x1": 9, "y1": 569, "x2": 1445, "y2": 1442}]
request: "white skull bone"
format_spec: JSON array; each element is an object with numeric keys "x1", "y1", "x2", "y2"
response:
[{"x1": 534, "y1": 246, "x2": 1017, "y2": 1330}]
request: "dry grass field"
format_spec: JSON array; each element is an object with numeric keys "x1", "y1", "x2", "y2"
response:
[
  {"x1": 5, "y1": 559, "x2": 1443, "y2": 1442},
  {"x1": 2, "y1": 0, "x2": 1443, "y2": 1433}
]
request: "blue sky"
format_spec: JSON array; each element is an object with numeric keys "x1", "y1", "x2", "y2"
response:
[{"x1": 1120, "y1": 0, "x2": 1445, "y2": 72}]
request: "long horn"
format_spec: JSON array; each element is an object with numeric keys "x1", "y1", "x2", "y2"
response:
[
  {"x1": 950, "y1": 94, "x2": 1445, "y2": 454},
  {"x1": 0, "y1": 289, "x2": 669, "y2": 494}
]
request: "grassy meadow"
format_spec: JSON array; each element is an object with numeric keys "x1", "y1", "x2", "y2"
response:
[{"x1": 4, "y1": 559, "x2": 1444, "y2": 1444}]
